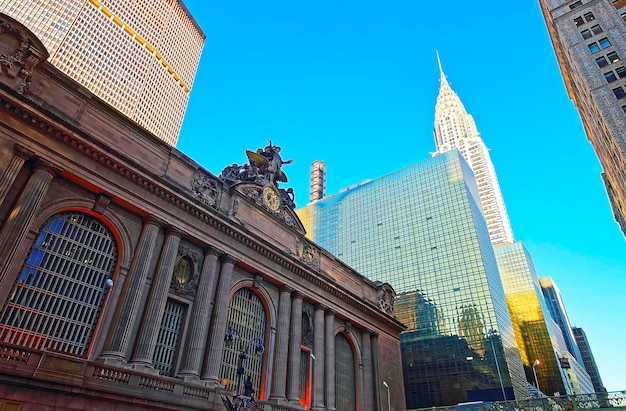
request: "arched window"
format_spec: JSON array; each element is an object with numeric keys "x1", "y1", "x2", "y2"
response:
[
  {"x1": 220, "y1": 288, "x2": 267, "y2": 398},
  {"x1": 335, "y1": 333, "x2": 356, "y2": 411},
  {"x1": 0, "y1": 211, "x2": 118, "y2": 356}
]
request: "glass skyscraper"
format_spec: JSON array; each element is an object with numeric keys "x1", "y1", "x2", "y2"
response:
[
  {"x1": 539, "y1": 277, "x2": 584, "y2": 365},
  {"x1": 298, "y1": 151, "x2": 528, "y2": 408},
  {"x1": 0, "y1": 0, "x2": 205, "y2": 145},
  {"x1": 494, "y1": 243, "x2": 567, "y2": 396}
]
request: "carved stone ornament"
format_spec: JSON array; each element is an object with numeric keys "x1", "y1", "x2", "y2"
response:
[
  {"x1": 190, "y1": 171, "x2": 220, "y2": 208},
  {"x1": 0, "y1": 14, "x2": 49, "y2": 95},
  {"x1": 296, "y1": 238, "x2": 320, "y2": 271},
  {"x1": 252, "y1": 273, "x2": 263, "y2": 288},
  {"x1": 93, "y1": 193, "x2": 111, "y2": 215},
  {"x1": 178, "y1": 244, "x2": 201, "y2": 263},
  {"x1": 377, "y1": 282, "x2": 396, "y2": 316},
  {"x1": 171, "y1": 275, "x2": 197, "y2": 297}
]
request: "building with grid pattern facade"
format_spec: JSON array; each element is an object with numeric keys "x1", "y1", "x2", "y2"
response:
[
  {"x1": 537, "y1": 0, "x2": 626, "y2": 236},
  {"x1": 434, "y1": 60, "x2": 514, "y2": 245},
  {"x1": 297, "y1": 151, "x2": 529, "y2": 408},
  {"x1": 539, "y1": 277, "x2": 584, "y2": 366},
  {"x1": 572, "y1": 327, "x2": 605, "y2": 392},
  {"x1": 0, "y1": 0, "x2": 205, "y2": 145},
  {"x1": 0, "y1": 15, "x2": 406, "y2": 411},
  {"x1": 493, "y1": 243, "x2": 569, "y2": 396}
]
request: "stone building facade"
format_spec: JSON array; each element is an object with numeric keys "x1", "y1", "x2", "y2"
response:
[
  {"x1": 0, "y1": 15, "x2": 405, "y2": 411},
  {"x1": 538, "y1": 0, "x2": 626, "y2": 236}
]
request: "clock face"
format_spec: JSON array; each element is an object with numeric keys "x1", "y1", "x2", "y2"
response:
[{"x1": 262, "y1": 186, "x2": 280, "y2": 211}]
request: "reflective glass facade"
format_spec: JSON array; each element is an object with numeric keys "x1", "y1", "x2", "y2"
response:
[
  {"x1": 539, "y1": 277, "x2": 584, "y2": 365},
  {"x1": 298, "y1": 151, "x2": 528, "y2": 408},
  {"x1": 494, "y1": 243, "x2": 567, "y2": 396}
]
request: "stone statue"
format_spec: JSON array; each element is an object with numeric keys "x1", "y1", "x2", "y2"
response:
[{"x1": 245, "y1": 141, "x2": 293, "y2": 185}]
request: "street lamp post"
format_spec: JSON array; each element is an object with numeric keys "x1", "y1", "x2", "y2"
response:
[
  {"x1": 310, "y1": 353, "x2": 316, "y2": 410},
  {"x1": 224, "y1": 329, "x2": 265, "y2": 411},
  {"x1": 532, "y1": 359, "x2": 541, "y2": 392},
  {"x1": 488, "y1": 328, "x2": 507, "y2": 401},
  {"x1": 382, "y1": 381, "x2": 391, "y2": 411}
]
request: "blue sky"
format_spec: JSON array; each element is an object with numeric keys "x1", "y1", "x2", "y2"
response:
[{"x1": 178, "y1": 1, "x2": 626, "y2": 392}]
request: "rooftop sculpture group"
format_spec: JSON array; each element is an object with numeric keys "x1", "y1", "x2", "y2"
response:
[{"x1": 219, "y1": 142, "x2": 296, "y2": 210}]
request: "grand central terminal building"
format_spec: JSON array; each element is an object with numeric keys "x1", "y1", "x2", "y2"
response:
[{"x1": 0, "y1": 14, "x2": 405, "y2": 411}]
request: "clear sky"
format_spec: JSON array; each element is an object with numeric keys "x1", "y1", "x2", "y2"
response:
[{"x1": 178, "y1": 0, "x2": 626, "y2": 392}]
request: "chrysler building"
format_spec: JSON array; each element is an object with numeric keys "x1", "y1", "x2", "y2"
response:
[{"x1": 433, "y1": 57, "x2": 514, "y2": 245}]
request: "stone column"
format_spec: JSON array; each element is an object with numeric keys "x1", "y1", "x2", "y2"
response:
[
  {"x1": 201, "y1": 255, "x2": 238, "y2": 385},
  {"x1": 0, "y1": 147, "x2": 30, "y2": 205},
  {"x1": 269, "y1": 286, "x2": 293, "y2": 401},
  {"x1": 313, "y1": 304, "x2": 326, "y2": 411},
  {"x1": 100, "y1": 217, "x2": 162, "y2": 361},
  {"x1": 287, "y1": 291, "x2": 304, "y2": 404},
  {"x1": 130, "y1": 227, "x2": 184, "y2": 367},
  {"x1": 324, "y1": 309, "x2": 336, "y2": 411},
  {"x1": 362, "y1": 330, "x2": 374, "y2": 411},
  {"x1": 178, "y1": 246, "x2": 222, "y2": 378},
  {"x1": 0, "y1": 162, "x2": 57, "y2": 296},
  {"x1": 371, "y1": 332, "x2": 381, "y2": 411}
]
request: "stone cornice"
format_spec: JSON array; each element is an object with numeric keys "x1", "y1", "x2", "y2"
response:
[{"x1": 0, "y1": 85, "x2": 405, "y2": 333}]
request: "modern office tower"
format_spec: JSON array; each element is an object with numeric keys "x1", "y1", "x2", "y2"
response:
[
  {"x1": 0, "y1": 0, "x2": 205, "y2": 145},
  {"x1": 309, "y1": 160, "x2": 326, "y2": 203},
  {"x1": 561, "y1": 352, "x2": 596, "y2": 394},
  {"x1": 494, "y1": 243, "x2": 568, "y2": 396},
  {"x1": 433, "y1": 58, "x2": 514, "y2": 245},
  {"x1": 573, "y1": 327, "x2": 605, "y2": 392},
  {"x1": 298, "y1": 150, "x2": 528, "y2": 408},
  {"x1": 537, "y1": 0, "x2": 626, "y2": 235},
  {"x1": 539, "y1": 277, "x2": 584, "y2": 365}
]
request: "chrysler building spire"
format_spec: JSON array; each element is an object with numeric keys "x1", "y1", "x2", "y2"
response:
[{"x1": 433, "y1": 56, "x2": 514, "y2": 245}]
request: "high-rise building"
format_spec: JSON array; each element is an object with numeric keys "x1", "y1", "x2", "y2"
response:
[
  {"x1": 494, "y1": 243, "x2": 568, "y2": 396},
  {"x1": 0, "y1": 0, "x2": 205, "y2": 145},
  {"x1": 298, "y1": 151, "x2": 528, "y2": 408},
  {"x1": 309, "y1": 160, "x2": 326, "y2": 203},
  {"x1": 433, "y1": 57, "x2": 514, "y2": 245},
  {"x1": 573, "y1": 327, "x2": 605, "y2": 392},
  {"x1": 537, "y1": 0, "x2": 626, "y2": 235},
  {"x1": 539, "y1": 277, "x2": 584, "y2": 365}
]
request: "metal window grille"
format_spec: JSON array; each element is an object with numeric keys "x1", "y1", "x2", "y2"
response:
[
  {"x1": 220, "y1": 288, "x2": 267, "y2": 396},
  {"x1": 335, "y1": 333, "x2": 356, "y2": 411},
  {"x1": 298, "y1": 350, "x2": 309, "y2": 405},
  {"x1": 153, "y1": 299, "x2": 186, "y2": 376},
  {"x1": 0, "y1": 212, "x2": 117, "y2": 356}
]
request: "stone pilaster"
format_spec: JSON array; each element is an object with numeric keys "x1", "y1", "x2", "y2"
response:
[
  {"x1": 201, "y1": 255, "x2": 238, "y2": 384},
  {"x1": 100, "y1": 217, "x2": 162, "y2": 361},
  {"x1": 0, "y1": 162, "x2": 57, "y2": 297},
  {"x1": 371, "y1": 332, "x2": 381, "y2": 411},
  {"x1": 313, "y1": 304, "x2": 326, "y2": 411},
  {"x1": 178, "y1": 246, "x2": 222, "y2": 378},
  {"x1": 324, "y1": 309, "x2": 336, "y2": 411},
  {"x1": 0, "y1": 147, "x2": 30, "y2": 206},
  {"x1": 130, "y1": 226, "x2": 184, "y2": 367},
  {"x1": 269, "y1": 285, "x2": 293, "y2": 401},
  {"x1": 287, "y1": 291, "x2": 304, "y2": 404},
  {"x1": 362, "y1": 330, "x2": 374, "y2": 411}
]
